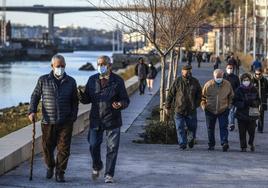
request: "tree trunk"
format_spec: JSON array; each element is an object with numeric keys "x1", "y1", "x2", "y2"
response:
[
  {"x1": 173, "y1": 49, "x2": 180, "y2": 80},
  {"x1": 160, "y1": 55, "x2": 166, "y2": 122},
  {"x1": 166, "y1": 50, "x2": 174, "y2": 98}
]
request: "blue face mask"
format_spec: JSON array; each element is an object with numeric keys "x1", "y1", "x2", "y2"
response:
[
  {"x1": 97, "y1": 65, "x2": 108, "y2": 75},
  {"x1": 215, "y1": 78, "x2": 223, "y2": 84}
]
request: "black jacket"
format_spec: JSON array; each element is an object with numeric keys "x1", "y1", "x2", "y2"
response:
[
  {"x1": 79, "y1": 73, "x2": 130, "y2": 130},
  {"x1": 147, "y1": 66, "x2": 157, "y2": 79},
  {"x1": 233, "y1": 85, "x2": 261, "y2": 121},
  {"x1": 135, "y1": 63, "x2": 148, "y2": 80},
  {"x1": 166, "y1": 76, "x2": 202, "y2": 115},
  {"x1": 252, "y1": 76, "x2": 268, "y2": 111},
  {"x1": 29, "y1": 71, "x2": 78, "y2": 124},
  {"x1": 224, "y1": 73, "x2": 240, "y2": 92}
]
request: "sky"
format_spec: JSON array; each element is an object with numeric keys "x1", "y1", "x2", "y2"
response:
[{"x1": 4, "y1": 0, "x2": 120, "y2": 31}]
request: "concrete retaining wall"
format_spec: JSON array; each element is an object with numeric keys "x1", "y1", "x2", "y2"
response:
[{"x1": 0, "y1": 63, "x2": 161, "y2": 176}]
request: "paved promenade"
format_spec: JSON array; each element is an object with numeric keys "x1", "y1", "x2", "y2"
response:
[{"x1": 0, "y1": 62, "x2": 268, "y2": 188}]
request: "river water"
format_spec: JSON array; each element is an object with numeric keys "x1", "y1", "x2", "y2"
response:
[{"x1": 0, "y1": 51, "x2": 113, "y2": 109}]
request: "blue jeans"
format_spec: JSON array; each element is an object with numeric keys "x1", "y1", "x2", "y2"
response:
[
  {"x1": 174, "y1": 112, "x2": 197, "y2": 146},
  {"x1": 205, "y1": 109, "x2": 229, "y2": 147},
  {"x1": 88, "y1": 127, "x2": 120, "y2": 177},
  {"x1": 228, "y1": 106, "x2": 236, "y2": 125}
]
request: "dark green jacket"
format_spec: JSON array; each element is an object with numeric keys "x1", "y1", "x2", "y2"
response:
[{"x1": 166, "y1": 76, "x2": 202, "y2": 115}]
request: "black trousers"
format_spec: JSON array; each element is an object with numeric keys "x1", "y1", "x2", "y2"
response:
[
  {"x1": 237, "y1": 119, "x2": 256, "y2": 148},
  {"x1": 41, "y1": 122, "x2": 73, "y2": 173},
  {"x1": 257, "y1": 109, "x2": 265, "y2": 132},
  {"x1": 139, "y1": 79, "x2": 146, "y2": 94}
]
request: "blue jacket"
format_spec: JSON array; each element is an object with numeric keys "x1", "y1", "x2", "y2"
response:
[
  {"x1": 29, "y1": 71, "x2": 78, "y2": 125},
  {"x1": 79, "y1": 73, "x2": 130, "y2": 130}
]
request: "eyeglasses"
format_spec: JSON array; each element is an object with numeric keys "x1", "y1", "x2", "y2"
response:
[{"x1": 255, "y1": 73, "x2": 262, "y2": 75}]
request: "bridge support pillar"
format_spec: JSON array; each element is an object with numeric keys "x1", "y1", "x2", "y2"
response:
[{"x1": 48, "y1": 12, "x2": 54, "y2": 43}]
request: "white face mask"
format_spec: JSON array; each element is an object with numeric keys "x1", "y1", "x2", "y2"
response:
[
  {"x1": 149, "y1": 64, "x2": 152, "y2": 67},
  {"x1": 242, "y1": 80, "x2": 250, "y2": 87},
  {"x1": 54, "y1": 67, "x2": 65, "y2": 77},
  {"x1": 215, "y1": 78, "x2": 223, "y2": 84},
  {"x1": 226, "y1": 68, "x2": 233, "y2": 74}
]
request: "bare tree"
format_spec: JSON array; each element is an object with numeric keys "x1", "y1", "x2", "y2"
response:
[{"x1": 90, "y1": 0, "x2": 211, "y2": 121}]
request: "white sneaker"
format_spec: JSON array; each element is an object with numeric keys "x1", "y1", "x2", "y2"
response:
[
  {"x1": 104, "y1": 175, "x2": 114, "y2": 183},
  {"x1": 92, "y1": 169, "x2": 100, "y2": 180}
]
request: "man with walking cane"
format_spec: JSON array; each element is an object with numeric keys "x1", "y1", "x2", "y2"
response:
[{"x1": 28, "y1": 54, "x2": 78, "y2": 182}]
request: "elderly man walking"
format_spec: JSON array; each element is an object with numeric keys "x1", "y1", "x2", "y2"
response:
[
  {"x1": 78, "y1": 56, "x2": 130, "y2": 183},
  {"x1": 201, "y1": 69, "x2": 234, "y2": 152},
  {"x1": 28, "y1": 54, "x2": 78, "y2": 182},
  {"x1": 166, "y1": 65, "x2": 202, "y2": 150}
]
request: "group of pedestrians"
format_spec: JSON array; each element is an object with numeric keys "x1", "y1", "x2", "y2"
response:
[
  {"x1": 135, "y1": 57, "x2": 157, "y2": 95},
  {"x1": 27, "y1": 53, "x2": 267, "y2": 184},
  {"x1": 166, "y1": 61, "x2": 267, "y2": 152}
]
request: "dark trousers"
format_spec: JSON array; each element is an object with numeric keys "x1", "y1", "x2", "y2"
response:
[
  {"x1": 257, "y1": 109, "x2": 265, "y2": 132},
  {"x1": 205, "y1": 110, "x2": 229, "y2": 147},
  {"x1": 237, "y1": 119, "x2": 256, "y2": 148},
  {"x1": 41, "y1": 122, "x2": 73, "y2": 173},
  {"x1": 197, "y1": 61, "x2": 201, "y2": 68},
  {"x1": 139, "y1": 79, "x2": 146, "y2": 94},
  {"x1": 88, "y1": 127, "x2": 120, "y2": 177}
]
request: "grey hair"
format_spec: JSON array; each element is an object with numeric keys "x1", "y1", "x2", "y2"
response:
[
  {"x1": 51, "y1": 54, "x2": 66, "y2": 65},
  {"x1": 97, "y1": 55, "x2": 111, "y2": 64},
  {"x1": 213, "y1": 69, "x2": 224, "y2": 77}
]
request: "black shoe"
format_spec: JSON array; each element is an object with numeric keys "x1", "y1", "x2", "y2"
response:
[
  {"x1": 249, "y1": 145, "x2": 255, "y2": 152},
  {"x1": 222, "y1": 144, "x2": 229, "y2": 152},
  {"x1": 46, "y1": 168, "x2": 54, "y2": 179},
  {"x1": 208, "y1": 146, "x2": 215, "y2": 151},
  {"x1": 55, "y1": 171, "x2": 65, "y2": 183},
  {"x1": 258, "y1": 130, "x2": 263, "y2": 133},
  {"x1": 240, "y1": 148, "x2": 247, "y2": 152},
  {"x1": 180, "y1": 145, "x2": 187, "y2": 150},
  {"x1": 188, "y1": 139, "x2": 194, "y2": 149}
]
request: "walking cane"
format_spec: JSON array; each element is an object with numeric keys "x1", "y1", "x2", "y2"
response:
[{"x1": 29, "y1": 118, "x2": 36, "y2": 181}]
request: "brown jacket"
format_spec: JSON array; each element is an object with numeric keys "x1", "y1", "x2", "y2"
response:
[{"x1": 201, "y1": 79, "x2": 234, "y2": 115}]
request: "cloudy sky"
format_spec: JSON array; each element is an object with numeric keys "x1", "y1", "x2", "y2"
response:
[{"x1": 4, "y1": 0, "x2": 119, "y2": 30}]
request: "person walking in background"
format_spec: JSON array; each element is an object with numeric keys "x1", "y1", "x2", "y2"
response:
[
  {"x1": 201, "y1": 69, "x2": 234, "y2": 152},
  {"x1": 227, "y1": 53, "x2": 238, "y2": 75},
  {"x1": 213, "y1": 56, "x2": 221, "y2": 70},
  {"x1": 196, "y1": 52, "x2": 202, "y2": 68},
  {"x1": 135, "y1": 57, "x2": 148, "y2": 95},
  {"x1": 252, "y1": 68, "x2": 268, "y2": 133},
  {"x1": 251, "y1": 57, "x2": 262, "y2": 72},
  {"x1": 233, "y1": 73, "x2": 260, "y2": 152},
  {"x1": 236, "y1": 56, "x2": 241, "y2": 75},
  {"x1": 224, "y1": 63, "x2": 240, "y2": 131},
  {"x1": 146, "y1": 62, "x2": 157, "y2": 95},
  {"x1": 166, "y1": 65, "x2": 202, "y2": 150},
  {"x1": 28, "y1": 54, "x2": 78, "y2": 182},
  {"x1": 187, "y1": 51, "x2": 193, "y2": 65},
  {"x1": 78, "y1": 56, "x2": 130, "y2": 183}
]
